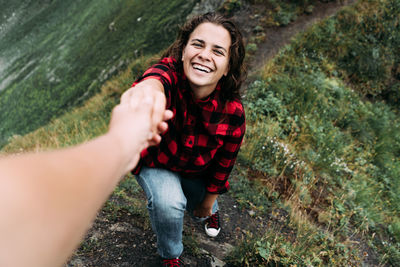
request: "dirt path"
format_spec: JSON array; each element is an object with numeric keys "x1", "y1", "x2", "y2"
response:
[
  {"x1": 243, "y1": 0, "x2": 357, "y2": 76},
  {"x1": 66, "y1": 1, "x2": 357, "y2": 266},
  {"x1": 66, "y1": 174, "x2": 268, "y2": 267}
]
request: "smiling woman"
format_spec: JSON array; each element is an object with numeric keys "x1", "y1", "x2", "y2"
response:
[
  {"x1": 121, "y1": 12, "x2": 246, "y2": 267},
  {"x1": 182, "y1": 22, "x2": 231, "y2": 99}
]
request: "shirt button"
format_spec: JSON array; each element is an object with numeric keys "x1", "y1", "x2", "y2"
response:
[{"x1": 186, "y1": 136, "x2": 194, "y2": 147}]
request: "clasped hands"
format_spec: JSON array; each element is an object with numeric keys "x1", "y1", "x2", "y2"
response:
[{"x1": 108, "y1": 82, "x2": 173, "y2": 172}]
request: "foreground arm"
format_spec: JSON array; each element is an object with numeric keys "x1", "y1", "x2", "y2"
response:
[{"x1": 0, "y1": 92, "x2": 172, "y2": 267}]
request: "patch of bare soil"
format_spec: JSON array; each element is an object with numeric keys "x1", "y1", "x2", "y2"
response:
[
  {"x1": 66, "y1": 176, "x2": 268, "y2": 267},
  {"x1": 233, "y1": 0, "x2": 357, "y2": 77},
  {"x1": 66, "y1": 1, "x2": 361, "y2": 266}
]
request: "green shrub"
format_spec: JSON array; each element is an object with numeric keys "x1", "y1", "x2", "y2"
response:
[{"x1": 239, "y1": 0, "x2": 400, "y2": 264}]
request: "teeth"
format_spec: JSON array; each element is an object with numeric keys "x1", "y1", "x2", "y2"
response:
[{"x1": 193, "y1": 63, "x2": 211, "y2": 73}]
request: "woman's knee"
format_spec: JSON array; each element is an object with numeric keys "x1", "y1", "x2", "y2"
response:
[
  {"x1": 137, "y1": 167, "x2": 186, "y2": 215},
  {"x1": 151, "y1": 190, "x2": 186, "y2": 217}
]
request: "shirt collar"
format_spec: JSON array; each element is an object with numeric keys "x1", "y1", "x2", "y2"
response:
[
  {"x1": 180, "y1": 71, "x2": 221, "y2": 109},
  {"x1": 194, "y1": 83, "x2": 221, "y2": 104}
]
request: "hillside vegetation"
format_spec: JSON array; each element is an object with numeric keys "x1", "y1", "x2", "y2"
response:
[
  {"x1": 232, "y1": 0, "x2": 400, "y2": 265},
  {"x1": 2, "y1": 0, "x2": 399, "y2": 266},
  {"x1": 0, "y1": 0, "x2": 196, "y2": 147}
]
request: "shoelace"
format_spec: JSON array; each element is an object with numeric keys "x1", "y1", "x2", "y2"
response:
[
  {"x1": 162, "y1": 258, "x2": 183, "y2": 267},
  {"x1": 207, "y1": 212, "x2": 219, "y2": 229}
]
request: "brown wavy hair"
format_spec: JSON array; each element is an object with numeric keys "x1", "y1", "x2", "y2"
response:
[{"x1": 162, "y1": 12, "x2": 246, "y2": 103}]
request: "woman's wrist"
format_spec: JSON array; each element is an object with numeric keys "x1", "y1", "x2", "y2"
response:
[
  {"x1": 201, "y1": 192, "x2": 219, "y2": 209},
  {"x1": 199, "y1": 201, "x2": 213, "y2": 210}
]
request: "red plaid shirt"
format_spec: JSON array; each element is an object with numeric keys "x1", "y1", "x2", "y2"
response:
[{"x1": 132, "y1": 57, "x2": 245, "y2": 194}]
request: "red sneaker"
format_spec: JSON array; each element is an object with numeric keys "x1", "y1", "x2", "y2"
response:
[
  {"x1": 204, "y1": 211, "x2": 221, "y2": 237},
  {"x1": 162, "y1": 257, "x2": 184, "y2": 267}
]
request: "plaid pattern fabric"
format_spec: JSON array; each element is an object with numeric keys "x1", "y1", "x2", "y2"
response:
[{"x1": 131, "y1": 57, "x2": 245, "y2": 194}]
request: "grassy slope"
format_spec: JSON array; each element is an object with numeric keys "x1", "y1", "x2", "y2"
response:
[
  {"x1": 0, "y1": 0, "x2": 195, "y2": 147},
  {"x1": 2, "y1": 0, "x2": 399, "y2": 266},
  {"x1": 230, "y1": 0, "x2": 400, "y2": 265},
  {"x1": 0, "y1": 58, "x2": 158, "y2": 153}
]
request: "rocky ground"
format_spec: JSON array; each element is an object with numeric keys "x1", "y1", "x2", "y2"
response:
[
  {"x1": 67, "y1": 176, "x2": 268, "y2": 266},
  {"x1": 66, "y1": 1, "x2": 358, "y2": 266}
]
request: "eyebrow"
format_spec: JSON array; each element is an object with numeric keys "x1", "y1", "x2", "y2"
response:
[{"x1": 191, "y1": 38, "x2": 228, "y2": 53}]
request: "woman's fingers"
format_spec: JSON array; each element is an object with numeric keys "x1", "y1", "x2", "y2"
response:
[
  {"x1": 157, "y1": 122, "x2": 168, "y2": 133},
  {"x1": 156, "y1": 110, "x2": 173, "y2": 133},
  {"x1": 148, "y1": 133, "x2": 162, "y2": 146},
  {"x1": 193, "y1": 206, "x2": 213, "y2": 218},
  {"x1": 163, "y1": 110, "x2": 174, "y2": 121}
]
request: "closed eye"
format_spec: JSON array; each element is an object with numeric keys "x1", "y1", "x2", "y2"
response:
[
  {"x1": 214, "y1": 49, "x2": 225, "y2": 56},
  {"x1": 214, "y1": 44, "x2": 228, "y2": 56},
  {"x1": 191, "y1": 41, "x2": 203, "y2": 48}
]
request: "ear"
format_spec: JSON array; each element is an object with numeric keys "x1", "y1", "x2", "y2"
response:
[{"x1": 181, "y1": 47, "x2": 185, "y2": 61}]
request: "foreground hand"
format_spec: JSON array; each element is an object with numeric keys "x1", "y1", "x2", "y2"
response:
[
  {"x1": 120, "y1": 80, "x2": 169, "y2": 146},
  {"x1": 109, "y1": 91, "x2": 172, "y2": 172}
]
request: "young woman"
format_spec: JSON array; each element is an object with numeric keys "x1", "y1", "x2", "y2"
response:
[{"x1": 125, "y1": 12, "x2": 246, "y2": 266}]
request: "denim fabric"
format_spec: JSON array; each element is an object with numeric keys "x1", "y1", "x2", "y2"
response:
[{"x1": 136, "y1": 167, "x2": 218, "y2": 259}]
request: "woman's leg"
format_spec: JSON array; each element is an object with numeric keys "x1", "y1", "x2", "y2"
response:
[{"x1": 136, "y1": 167, "x2": 186, "y2": 259}]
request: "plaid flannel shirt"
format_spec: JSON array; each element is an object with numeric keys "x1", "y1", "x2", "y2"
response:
[{"x1": 131, "y1": 57, "x2": 245, "y2": 194}]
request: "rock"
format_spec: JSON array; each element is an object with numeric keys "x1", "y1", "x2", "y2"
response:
[
  {"x1": 209, "y1": 254, "x2": 226, "y2": 267},
  {"x1": 110, "y1": 222, "x2": 132, "y2": 232},
  {"x1": 248, "y1": 210, "x2": 256, "y2": 216},
  {"x1": 67, "y1": 258, "x2": 84, "y2": 267},
  {"x1": 89, "y1": 231, "x2": 103, "y2": 242},
  {"x1": 196, "y1": 235, "x2": 234, "y2": 260},
  {"x1": 108, "y1": 21, "x2": 115, "y2": 31},
  {"x1": 187, "y1": 0, "x2": 225, "y2": 18}
]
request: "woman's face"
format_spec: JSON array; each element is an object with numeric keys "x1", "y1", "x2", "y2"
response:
[{"x1": 182, "y1": 22, "x2": 231, "y2": 99}]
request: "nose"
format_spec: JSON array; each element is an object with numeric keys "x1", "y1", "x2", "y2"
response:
[{"x1": 198, "y1": 48, "x2": 212, "y2": 61}]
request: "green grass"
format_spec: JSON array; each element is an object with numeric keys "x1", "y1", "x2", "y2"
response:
[
  {"x1": 1, "y1": 55, "x2": 157, "y2": 153},
  {"x1": 0, "y1": 0, "x2": 196, "y2": 148},
  {"x1": 230, "y1": 0, "x2": 400, "y2": 265},
  {"x1": 1, "y1": 0, "x2": 399, "y2": 265}
]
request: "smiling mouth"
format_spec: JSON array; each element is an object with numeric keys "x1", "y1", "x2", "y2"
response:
[{"x1": 192, "y1": 63, "x2": 212, "y2": 73}]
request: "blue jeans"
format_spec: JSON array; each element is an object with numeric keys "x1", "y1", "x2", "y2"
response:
[{"x1": 136, "y1": 167, "x2": 218, "y2": 259}]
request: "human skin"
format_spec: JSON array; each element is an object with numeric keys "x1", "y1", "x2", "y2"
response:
[
  {"x1": 0, "y1": 91, "x2": 172, "y2": 267},
  {"x1": 182, "y1": 22, "x2": 231, "y2": 100}
]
